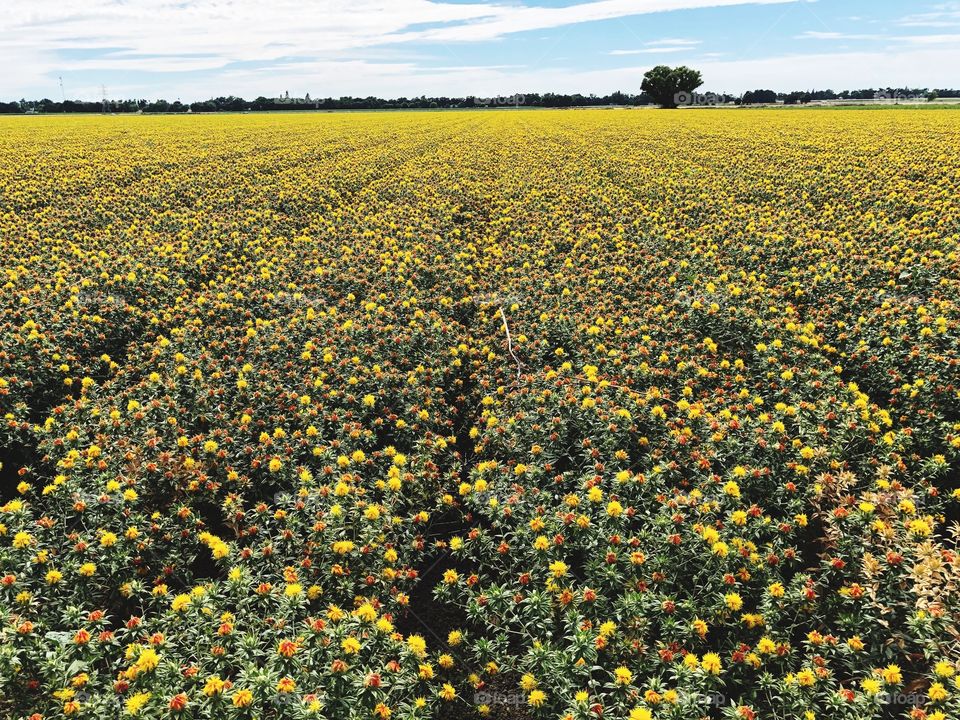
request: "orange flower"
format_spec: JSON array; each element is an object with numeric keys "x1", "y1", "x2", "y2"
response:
[{"x1": 277, "y1": 639, "x2": 299, "y2": 658}]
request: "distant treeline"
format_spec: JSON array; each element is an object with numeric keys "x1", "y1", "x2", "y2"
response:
[
  {"x1": 3, "y1": 92, "x2": 649, "y2": 114},
  {"x1": 2, "y1": 87, "x2": 958, "y2": 114},
  {"x1": 741, "y1": 87, "x2": 955, "y2": 104}
]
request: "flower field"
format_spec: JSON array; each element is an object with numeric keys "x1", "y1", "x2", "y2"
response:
[{"x1": 1, "y1": 108, "x2": 960, "y2": 720}]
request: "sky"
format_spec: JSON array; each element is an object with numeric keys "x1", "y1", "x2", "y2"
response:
[{"x1": 3, "y1": 0, "x2": 960, "y2": 101}]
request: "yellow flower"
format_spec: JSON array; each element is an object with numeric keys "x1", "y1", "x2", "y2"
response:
[
  {"x1": 125, "y1": 692, "x2": 151, "y2": 716},
  {"x1": 881, "y1": 664, "x2": 902, "y2": 684},
  {"x1": 861, "y1": 678, "x2": 881, "y2": 695},
  {"x1": 134, "y1": 647, "x2": 160, "y2": 674},
  {"x1": 527, "y1": 690, "x2": 546, "y2": 707},
  {"x1": 934, "y1": 661, "x2": 955, "y2": 678},
  {"x1": 928, "y1": 682, "x2": 948, "y2": 702},
  {"x1": 232, "y1": 689, "x2": 253, "y2": 708},
  {"x1": 354, "y1": 602, "x2": 377, "y2": 621},
  {"x1": 692, "y1": 618, "x2": 708, "y2": 638},
  {"x1": 643, "y1": 688, "x2": 663, "y2": 705},
  {"x1": 407, "y1": 634, "x2": 427, "y2": 657},
  {"x1": 203, "y1": 675, "x2": 225, "y2": 696},
  {"x1": 796, "y1": 669, "x2": 816, "y2": 687},
  {"x1": 332, "y1": 635, "x2": 360, "y2": 655},
  {"x1": 701, "y1": 653, "x2": 722, "y2": 675},
  {"x1": 724, "y1": 592, "x2": 743, "y2": 611},
  {"x1": 332, "y1": 540, "x2": 355, "y2": 555},
  {"x1": 171, "y1": 594, "x2": 191, "y2": 612}
]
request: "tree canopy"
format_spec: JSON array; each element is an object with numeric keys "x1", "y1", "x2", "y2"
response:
[{"x1": 641, "y1": 65, "x2": 704, "y2": 108}]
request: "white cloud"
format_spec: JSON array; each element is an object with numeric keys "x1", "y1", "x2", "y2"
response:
[
  {"x1": 2, "y1": 0, "x2": 957, "y2": 100},
  {"x1": 609, "y1": 47, "x2": 694, "y2": 54},
  {"x1": 91, "y1": 44, "x2": 960, "y2": 100},
  {"x1": 645, "y1": 37, "x2": 702, "y2": 45},
  {"x1": 680, "y1": 46, "x2": 960, "y2": 92},
  {"x1": 385, "y1": 0, "x2": 793, "y2": 43},
  {"x1": 897, "y1": 3, "x2": 960, "y2": 28},
  {"x1": 795, "y1": 31, "x2": 886, "y2": 41},
  {"x1": 895, "y1": 32, "x2": 960, "y2": 44},
  {"x1": 795, "y1": 29, "x2": 960, "y2": 45},
  {"x1": 1, "y1": 0, "x2": 796, "y2": 97},
  {"x1": 610, "y1": 36, "x2": 701, "y2": 54}
]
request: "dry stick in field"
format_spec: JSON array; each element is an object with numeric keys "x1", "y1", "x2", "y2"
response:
[{"x1": 499, "y1": 306, "x2": 523, "y2": 381}]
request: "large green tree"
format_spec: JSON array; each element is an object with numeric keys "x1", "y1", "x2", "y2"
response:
[{"x1": 641, "y1": 65, "x2": 703, "y2": 108}]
